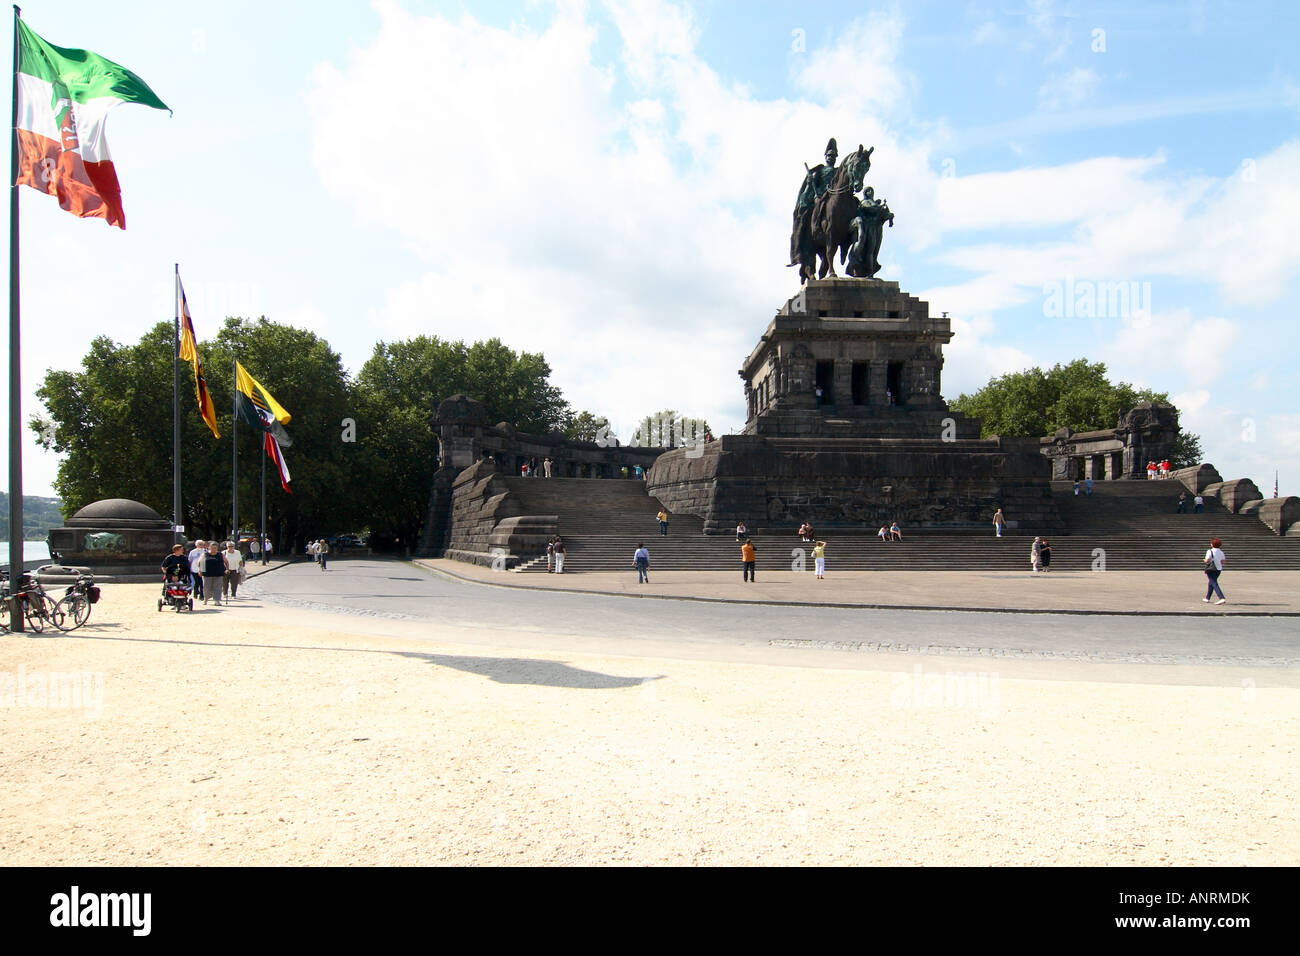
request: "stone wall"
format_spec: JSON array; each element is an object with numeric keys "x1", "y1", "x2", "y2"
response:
[
  {"x1": 1247, "y1": 497, "x2": 1300, "y2": 535},
  {"x1": 444, "y1": 462, "x2": 521, "y2": 567},
  {"x1": 648, "y1": 434, "x2": 1061, "y2": 534},
  {"x1": 1203, "y1": 478, "x2": 1262, "y2": 514}
]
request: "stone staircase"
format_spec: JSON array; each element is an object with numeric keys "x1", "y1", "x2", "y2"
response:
[{"x1": 497, "y1": 476, "x2": 1300, "y2": 572}]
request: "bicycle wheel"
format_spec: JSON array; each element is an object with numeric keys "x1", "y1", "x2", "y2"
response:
[
  {"x1": 22, "y1": 595, "x2": 47, "y2": 633},
  {"x1": 54, "y1": 593, "x2": 90, "y2": 631}
]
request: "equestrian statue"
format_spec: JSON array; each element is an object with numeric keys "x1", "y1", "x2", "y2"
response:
[{"x1": 789, "y1": 137, "x2": 893, "y2": 283}]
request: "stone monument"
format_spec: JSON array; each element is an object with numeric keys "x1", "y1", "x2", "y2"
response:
[{"x1": 647, "y1": 138, "x2": 1061, "y2": 534}]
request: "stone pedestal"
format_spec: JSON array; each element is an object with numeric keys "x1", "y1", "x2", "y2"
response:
[{"x1": 738, "y1": 279, "x2": 979, "y2": 440}]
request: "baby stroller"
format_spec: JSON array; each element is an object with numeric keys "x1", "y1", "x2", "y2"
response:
[{"x1": 159, "y1": 575, "x2": 194, "y2": 612}]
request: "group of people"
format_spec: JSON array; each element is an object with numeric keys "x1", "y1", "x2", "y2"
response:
[
  {"x1": 1030, "y1": 536, "x2": 1053, "y2": 573},
  {"x1": 876, "y1": 523, "x2": 902, "y2": 542},
  {"x1": 1071, "y1": 478, "x2": 1094, "y2": 495},
  {"x1": 546, "y1": 536, "x2": 567, "y2": 573},
  {"x1": 160, "y1": 539, "x2": 246, "y2": 606},
  {"x1": 521, "y1": 456, "x2": 553, "y2": 478},
  {"x1": 307, "y1": 539, "x2": 330, "y2": 569},
  {"x1": 1176, "y1": 491, "x2": 1206, "y2": 513},
  {"x1": 1147, "y1": 459, "x2": 1173, "y2": 479}
]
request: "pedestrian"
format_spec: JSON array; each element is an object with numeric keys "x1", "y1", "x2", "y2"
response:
[
  {"x1": 634, "y1": 464, "x2": 643, "y2": 479},
  {"x1": 1146, "y1": 461, "x2": 1157, "y2": 480},
  {"x1": 544, "y1": 457, "x2": 553, "y2": 478},
  {"x1": 1177, "y1": 491, "x2": 1188, "y2": 514},
  {"x1": 657, "y1": 508, "x2": 669, "y2": 536},
  {"x1": 1160, "y1": 459, "x2": 1170, "y2": 478},
  {"x1": 1030, "y1": 536, "x2": 1043, "y2": 573},
  {"x1": 741, "y1": 539, "x2": 757, "y2": 582},
  {"x1": 1085, "y1": 477, "x2": 1094, "y2": 495},
  {"x1": 161, "y1": 544, "x2": 187, "y2": 583},
  {"x1": 1039, "y1": 538, "x2": 1052, "y2": 572},
  {"x1": 735, "y1": 520, "x2": 748, "y2": 542},
  {"x1": 249, "y1": 536, "x2": 261, "y2": 559},
  {"x1": 889, "y1": 521, "x2": 902, "y2": 541},
  {"x1": 317, "y1": 538, "x2": 329, "y2": 570},
  {"x1": 188, "y1": 539, "x2": 207, "y2": 600},
  {"x1": 813, "y1": 540, "x2": 826, "y2": 579},
  {"x1": 223, "y1": 541, "x2": 244, "y2": 600},
  {"x1": 554, "y1": 537, "x2": 566, "y2": 573},
  {"x1": 308, "y1": 539, "x2": 318, "y2": 564},
  {"x1": 1194, "y1": 493, "x2": 1205, "y2": 514},
  {"x1": 202, "y1": 541, "x2": 225, "y2": 605},
  {"x1": 546, "y1": 536, "x2": 555, "y2": 573},
  {"x1": 992, "y1": 508, "x2": 1005, "y2": 538},
  {"x1": 634, "y1": 541, "x2": 650, "y2": 583},
  {"x1": 877, "y1": 526, "x2": 889, "y2": 543},
  {"x1": 1203, "y1": 537, "x2": 1226, "y2": 604},
  {"x1": 530, "y1": 456, "x2": 539, "y2": 477},
  {"x1": 1072, "y1": 480, "x2": 1080, "y2": 496}
]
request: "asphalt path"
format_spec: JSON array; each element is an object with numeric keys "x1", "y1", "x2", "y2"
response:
[{"x1": 245, "y1": 557, "x2": 1300, "y2": 670}]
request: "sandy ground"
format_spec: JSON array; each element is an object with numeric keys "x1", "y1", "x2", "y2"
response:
[{"x1": 1, "y1": 582, "x2": 1297, "y2": 866}]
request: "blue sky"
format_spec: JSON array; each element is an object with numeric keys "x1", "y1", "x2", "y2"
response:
[{"x1": 4, "y1": 0, "x2": 1299, "y2": 500}]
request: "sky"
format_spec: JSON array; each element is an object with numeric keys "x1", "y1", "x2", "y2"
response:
[{"x1": 3, "y1": 0, "x2": 1299, "y2": 502}]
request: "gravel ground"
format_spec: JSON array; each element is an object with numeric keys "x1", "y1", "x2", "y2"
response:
[{"x1": 1, "y1": 583, "x2": 1296, "y2": 866}]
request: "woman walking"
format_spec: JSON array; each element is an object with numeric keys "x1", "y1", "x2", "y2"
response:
[
  {"x1": 202, "y1": 541, "x2": 225, "y2": 606},
  {"x1": 813, "y1": 540, "x2": 827, "y2": 579},
  {"x1": 1204, "y1": 537, "x2": 1227, "y2": 604}
]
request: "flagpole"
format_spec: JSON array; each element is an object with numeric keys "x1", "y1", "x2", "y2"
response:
[
  {"x1": 231, "y1": 355, "x2": 238, "y2": 541},
  {"x1": 8, "y1": 4, "x2": 25, "y2": 630},
  {"x1": 172, "y1": 265, "x2": 181, "y2": 545},
  {"x1": 260, "y1": 436, "x2": 267, "y2": 565}
]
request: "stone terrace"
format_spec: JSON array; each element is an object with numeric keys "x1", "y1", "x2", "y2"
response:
[{"x1": 502, "y1": 475, "x2": 1300, "y2": 572}]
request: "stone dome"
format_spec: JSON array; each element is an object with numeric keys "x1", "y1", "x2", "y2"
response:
[{"x1": 66, "y1": 498, "x2": 170, "y2": 529}]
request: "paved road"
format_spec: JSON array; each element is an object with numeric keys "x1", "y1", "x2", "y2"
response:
[{"x1": 244, "y1": 557, "x2": 1300, "y2": 669}]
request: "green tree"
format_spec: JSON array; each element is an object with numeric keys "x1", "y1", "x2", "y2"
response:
[
  {"x1": 34, "y1": 317, "x2": 359, "y2": 549},
  {"x1": 630, "y1": 409, "x2": 712, "y2": 447},
  {"x1": 563, "y1": 410, "x2": 611, "y2": 443},
  {"x1": 353, "y1": 335, "x2": 573, "y2": 548},
  {"x1": 949, "y1": 358, "x2": 1203, "y2": 466}
]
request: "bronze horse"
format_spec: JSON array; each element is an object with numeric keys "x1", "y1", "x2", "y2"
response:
[{"x1": 810, "y1": 144, "x2": 873, "y2": 279}]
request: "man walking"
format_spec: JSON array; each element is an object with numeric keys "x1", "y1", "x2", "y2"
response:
[
  {"x1": 634, "y1": 542, "x2": 650, "y2": 583},
  {"x1": 992, "y1": 509, "x2": 1005, "y2": 538},
  {"x1": 318, "y1": 539, "x2": 329, "y2": 570},
  {"x1": 741, "y1": 539, "x2": 757, "y2": 582}
]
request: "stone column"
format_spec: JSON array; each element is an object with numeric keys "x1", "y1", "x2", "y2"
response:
[
  {"x1": 832, "y1": 360, "x2": 851, "y2": 409},
  {"x1": 869, "y1": 360, "x2": 889, "y2": 407}
]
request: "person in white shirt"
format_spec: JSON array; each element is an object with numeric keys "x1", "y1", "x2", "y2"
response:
[
  {"x1": 188, "y1": 540, "x2": 207, "y2": 600},
  {"x1": 223, "y1": 541, "x2": 244, "y2": 599},
  {"x1": 1203, "y1": 537, "x2": 1226, "y2": 604}
]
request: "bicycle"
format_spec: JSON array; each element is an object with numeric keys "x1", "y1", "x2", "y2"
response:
[
  {"x1": 53, "y1": 573, "x2": 97, "y2": 631},
  {"x1": 11, "y1": 572, "x2": 63, "y2": 633}
]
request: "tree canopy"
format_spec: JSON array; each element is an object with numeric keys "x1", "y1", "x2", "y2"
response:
[
  {"x1": 949, "y1": 358, "x2": 1203, "y2": 465},
  {"x1": 34, "y1": 324, "x2": 630, "y2": 550}
]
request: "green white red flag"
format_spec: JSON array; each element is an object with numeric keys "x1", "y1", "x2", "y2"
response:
[{"x1": 14, "y1": 19, "x2": 168, "y2": 228}]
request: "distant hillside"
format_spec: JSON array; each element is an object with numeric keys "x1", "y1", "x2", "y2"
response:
[{"x1": 0, "y1": 492, "x2": 65, "y2": 540}]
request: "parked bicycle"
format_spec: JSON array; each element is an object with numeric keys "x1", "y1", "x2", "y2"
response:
[
  {"x1": 8, "y1": 571, "x2": 63, "y2": 633},
  {"x1": 53, "y1": 572, "x2": 98, "y2": 631}
]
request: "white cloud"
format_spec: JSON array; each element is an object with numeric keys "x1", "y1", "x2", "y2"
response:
[
  {"x1": 304, "y1": 0, "x2": 1300, "y2": 465},
  {"x1": 1038, "y1": 67, "x2": 1100, "y2": 110}
]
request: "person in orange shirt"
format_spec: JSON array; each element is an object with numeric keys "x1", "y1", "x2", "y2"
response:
[{"x1": 741, "y1": 540, "x2": 757, "y2": 582}]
